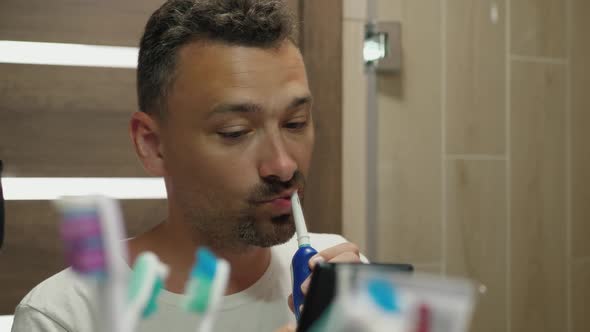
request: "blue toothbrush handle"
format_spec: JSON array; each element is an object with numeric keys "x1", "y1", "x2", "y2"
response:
[{"x1": 291, "y1": 245, "x2": 318, "y2": 320}]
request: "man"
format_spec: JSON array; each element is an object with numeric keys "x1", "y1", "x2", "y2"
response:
[{"x1": 12, "y1": 1, "x2": 362, "y2": 331}]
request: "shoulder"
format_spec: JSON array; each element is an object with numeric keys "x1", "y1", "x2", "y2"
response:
[
  {"x1": 13, "y1": 269, "x2": 95, "y2": 332},
  {"x1": 12, "y1": 304, "x2": 68, "y2": 332}
]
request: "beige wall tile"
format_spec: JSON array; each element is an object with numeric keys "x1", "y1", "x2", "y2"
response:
[
  {"x1": 343, "y1": 0, "x2": 367, "y2": 20},
  {"x1": 377, "y1": 159, "x2": 394, "y2": 255},
  {"x1": 376, "y1": 0, "x2": 403, "y2": 21},
  {"x1": 511, "y1": 0, "x2": 566, "y2": 58},
  {"x1": 510, "y1": 61, "x2": 567, "y2": 332},
  {"x1": 376, "y1": 0, "x2": 442, "y2": 264},
  {"x1": 446, "y1": 0, "x2": 506, "y2": 155},
  {"x1": 571, "y1": 0, "x2": 590, "y2": 258},
  {"x1": 446, "y1": 160, "x2": 507, "y2": 332},
  {"x1": 342, "y1": 19, "x2": 368, "y2": 253},
  {"x1": 413, "y1": 263, "x2": 442, "y2": 275},
  {"x1": 572, "y1": 260, "x2": 590, "y2": 332}
]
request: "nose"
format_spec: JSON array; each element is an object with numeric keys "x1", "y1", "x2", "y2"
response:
[{"x1": 258, "y1": 134, "x2": 298, "y2": 183}]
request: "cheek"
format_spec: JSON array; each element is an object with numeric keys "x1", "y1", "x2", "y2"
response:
[
  {"x1": 161, "y1": 120, "x2": 259, "y2": 204},
  {"x1": 189, "y1": 146, "x2": 259, "y2": 197},
  {"x1": 170, "y1": 153, "x2": 258, "y2": 211},
  {"x1": 294, "y1": 131, "x2": 315, "y2": 176},
  {"x1": 302, "y1": 148, "x2": 313, "y2": 175}
]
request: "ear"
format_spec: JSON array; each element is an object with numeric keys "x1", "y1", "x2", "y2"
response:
[{"x1": 129, "y1": 112, "x2": 166, "y2": 176}]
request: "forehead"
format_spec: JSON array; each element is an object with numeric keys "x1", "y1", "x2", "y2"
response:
[{"x1": 169, "y1": 40, "x2": 309, "y2": 110}]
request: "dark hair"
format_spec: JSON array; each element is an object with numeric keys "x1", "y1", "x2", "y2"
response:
[{"x1": 137, "y1": 0, "x2": 297, "y2": 118}]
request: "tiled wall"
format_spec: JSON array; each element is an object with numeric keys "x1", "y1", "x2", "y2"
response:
[
  {"x1": 342, "y1": 1, "x2": 369, "y2": 252},
  {"x1": 570, "y1": 1, "x2": 590, "y2": 331},
  {"x1": 341, "y1": 1, "x2": 589, "y2": 331}
]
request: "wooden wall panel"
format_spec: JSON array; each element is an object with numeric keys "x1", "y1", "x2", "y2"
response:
[
  {"x1": 0, "y1": 108, "x2": 144, "y2": 177},
  {"x1": 0, "y1": 0, "x2": 162, "y2": 312},
  {"x1": 0, "y1": 200, "x2": 167, "y2": 314},
  {"x1": 300, "y1": 0, "x2": 343, "y2": 234},
  {"x1": 0, "y1": 0, "x2": 164, "y2": 46},
  {"x1": 0, "y1": 64, "x2": 142, "y2": 177},
  {"x1": 0, "y1": 64, "x2": 137, "y2": 114}
]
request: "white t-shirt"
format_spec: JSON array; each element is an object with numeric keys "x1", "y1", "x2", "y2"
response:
[{"x1": 11, "y1": 233, "x2": 351, "y2": 332}]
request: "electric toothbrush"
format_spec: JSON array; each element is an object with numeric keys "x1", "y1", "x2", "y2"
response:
[{"x1": 290, "y1": 192, "x2": 318, "y2": 320}]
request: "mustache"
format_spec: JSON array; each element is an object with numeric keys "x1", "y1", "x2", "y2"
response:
[{"x1": 247, "y1": 171, "x2": 306, "y2": 203}]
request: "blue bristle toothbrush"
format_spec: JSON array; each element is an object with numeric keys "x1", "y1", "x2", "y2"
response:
[
  {"x1": 183, "y1": 247, "x2": 230, "y2": 332},
  {"x1": 56, "y1": 196, "x2": 128, "y2": 332},
  {"x1": 291, "y1": 192, "x2": 318, "y2": 320},
  {"x1": 57, "y1": 196, "x2": 168, "y2": 332},
  {"x1": 124, "y1": 251, "x2": 169, "y2": 331}
]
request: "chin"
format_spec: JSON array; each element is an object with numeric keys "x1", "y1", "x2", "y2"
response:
[
  {"x1": 237, "y1": 215, "x2": 295, "y2": 248},
  {"x1": 247, "y1": 215, "x2": 296, "y2": 247}
]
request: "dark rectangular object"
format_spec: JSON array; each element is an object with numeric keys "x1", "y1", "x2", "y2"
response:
[
  {"x1": 0, "y1": 160, "x2": 4, "y2": 249},
  {"x1": 298, "y1": 262, "x2": 414, "y2": 332}
]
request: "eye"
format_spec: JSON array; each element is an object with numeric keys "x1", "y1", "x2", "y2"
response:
[
  {"x1": 217, "y1": 129, "x2": 251, "y2": 139},
  {"x1": 284, "y1": 120, "x2": 308, "y2": 131}
]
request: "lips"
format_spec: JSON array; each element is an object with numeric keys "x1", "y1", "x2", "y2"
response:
[
  {"x1": 259, "y1": 190, "x2": 298, "y2": 214},
  {"x1": 261, "y1": 189, "x2": 298, "y2": 203}
]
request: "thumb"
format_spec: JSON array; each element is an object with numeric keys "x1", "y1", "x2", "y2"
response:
[
  {"x1": 287, "y1": 294, "x2": 295, "y2": 313},
  {"x1": 274, "y1": 323, "x2": 297, "y2": 332}
]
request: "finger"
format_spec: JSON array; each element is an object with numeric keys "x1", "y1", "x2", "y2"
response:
[
  {"x1": 308, "y1": 255, "x2": 325, "y2": 270},
  {"x1": 301, "y1": 276, "x2": 311, "y2": 295},
  {"x1": 327, "y1": 251, "x2": 361, "y2": 264},
  {"x1": 288, "y1": 294, "x2": 294, "y2": 313},
  {"x1": 274, "y1": 323, "x2": 297, "y2": 332},
  {"x1": 310, "y1": 242, "x2": 360, "y2": 268}
]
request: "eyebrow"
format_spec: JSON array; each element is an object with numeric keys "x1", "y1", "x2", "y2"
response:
[
  {"x1": 287, "y1": 95, "x2": 313, "y2": 110},
  {"x1": 207, "y1": 95, "x2": 313, "y2": 118}
]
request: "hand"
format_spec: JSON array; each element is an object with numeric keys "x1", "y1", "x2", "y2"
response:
[
  {"x1": 273, "y1": 323, "x2": 297, "y2": 332},
  {"x1": 288, "y1": 242, "x2": 361, "y2": 313}
]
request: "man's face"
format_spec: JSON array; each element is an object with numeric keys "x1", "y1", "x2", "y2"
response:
[{"x1": 160, "y1": 40, "x2": 314, "y2": 250}]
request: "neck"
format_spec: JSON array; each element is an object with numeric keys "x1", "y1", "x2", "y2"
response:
[{"x1": 127, "y1": 217, "x2": 271, "y2": 295}]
